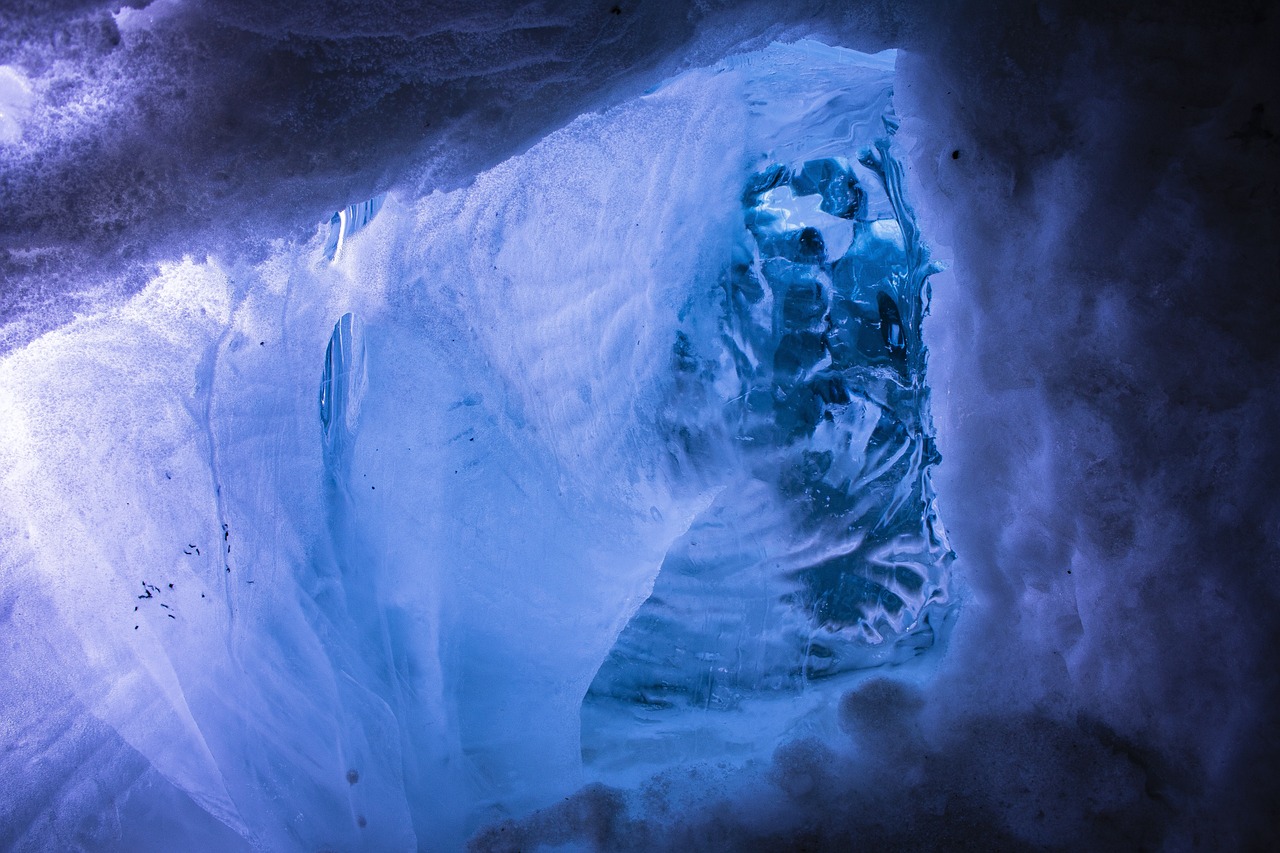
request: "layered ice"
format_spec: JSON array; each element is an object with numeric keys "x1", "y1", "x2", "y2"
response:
[
  {"x1": 0, "y1": 65, "x2": 34, "y2": 145},
  {"x1": 322, "y1": 196, "x2": 386, "y2": 262}
]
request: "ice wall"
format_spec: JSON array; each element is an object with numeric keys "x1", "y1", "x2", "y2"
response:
[
  {"x1": 1, "y1": 38, "x2": 803, "y2": 849},
  {"x1": 582, "y1": 46, "x2": 955, "y2": 782},
  {"x1": 1, "y1": 37, "x2": 955, "y2": 850}
]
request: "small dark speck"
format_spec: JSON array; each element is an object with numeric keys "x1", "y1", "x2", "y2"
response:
[
  {"x1": 347, "y1": 769, "x2": 360, "y2": 784},
  {"x1": 260, "y1": 341, "x2": 265, "y2": 346},
  {"x1": 134, "y1": 625, "x2": 138, "y2": 630},
  {"x1": 610, "y1": 4, "x2": 621, "y2": 13},
  {"x1": 165, "y1": 473, "x2": 171, "y2": 480},
  {"x1": 201, "y1": 593, "x2": 205, "y2": 598},
  {"x1": 951, "y1": 150, "x2": 960, "y2": 159},
  {"x1": 167, "y1": 614, "x2": 175, "y2": 619},
  {"x1": 371, "y1": 486, "x2": 375, "y2": 490},
  {"x1": 357, "y1": 815, "x2": 367, "y2": 829},
  {"x1": 134, "y1": 606, "x2": 138, "y2": 611},
  {"x1": 469, "y1": 437, "x2": 475, "y2": 441},
  {"x1": 168, "y1": 583, "x2": 173, "y2": 589}
]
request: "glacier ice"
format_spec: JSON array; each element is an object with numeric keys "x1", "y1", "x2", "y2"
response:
[
  {"x1": 581, "y1": 46, "x2": 953, "y2": 780},
  {"x1": 322, "y1": 196, "x2": 387, "y2": 262},
  {"x1": 0, "y1": 38, "x2": 950, "y2": 851},
  {"x1": 320, "y1": 312, "x2": 368, "y2": 456}
]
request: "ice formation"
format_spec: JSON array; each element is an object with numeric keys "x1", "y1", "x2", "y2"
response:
[
  {"x1": 322, "y1": 196, "x2": 387, "y2": 262},
  {"x1": 0, "y1": 36, "x2": 949, "y2": 850},
  {"x1": 4, "y1": 0, "x2": 1273, "y2": 849},
  {"x1": 582, "y1": 47, "x2": 953, "y2": 780}
]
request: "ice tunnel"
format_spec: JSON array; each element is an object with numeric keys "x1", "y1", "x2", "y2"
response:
[{"x1": 0, "y1": 37, "x2": 953, "y2": 853}]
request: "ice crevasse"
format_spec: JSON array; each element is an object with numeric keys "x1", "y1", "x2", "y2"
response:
[{"x1": 0, "y1": 40, "x2": 952, "y2": 851}]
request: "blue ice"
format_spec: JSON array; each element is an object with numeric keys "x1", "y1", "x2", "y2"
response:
[
  {"x1": 0, "y1": 40, "x2": 950, "y2": 851},
  {"x1": 581, "y1": 50, "x2": 953, "y2": 782},
  {"x1": 322, "y1": 194, "x2": 387, "y2": 261}
]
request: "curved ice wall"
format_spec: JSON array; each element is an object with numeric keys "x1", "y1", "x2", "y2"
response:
[{"x1": 0, "y1": 40, "x2": 945, "y2": 851}]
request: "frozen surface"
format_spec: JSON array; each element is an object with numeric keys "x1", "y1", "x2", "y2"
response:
[{"x1": 582, "y1": 48, "x2": 953, "y2": 780}]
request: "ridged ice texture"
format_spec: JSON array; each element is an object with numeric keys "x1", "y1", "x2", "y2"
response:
[
  {"x1": 583, "y1": 48, "x2": 953, "y2": 769},
  {"x1": 319, "y1": 312, "x2": 368, "y2": 458},
  {"x1": 322, "y1": 195, "x2": 386, "y2": 261}
]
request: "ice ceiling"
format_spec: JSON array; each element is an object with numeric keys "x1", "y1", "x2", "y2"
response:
[{"x1": 1, "y1": 2, "x2": 1277, "y2": 852}]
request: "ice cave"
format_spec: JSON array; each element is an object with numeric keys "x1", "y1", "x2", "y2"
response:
[{"x1": 1, "y1": 2, "x2": 1276, "y2": 851}]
